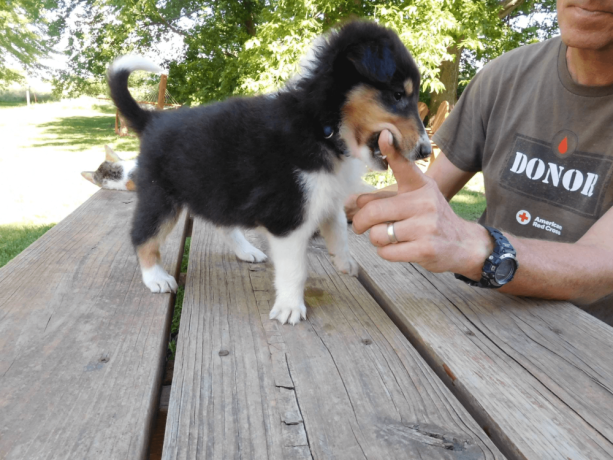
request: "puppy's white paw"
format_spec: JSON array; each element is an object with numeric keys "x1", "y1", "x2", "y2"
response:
[
  {"x1": 142, "y1": 265, "x2": 178, "y2": 293},
  {"x1": 235, "y1": 245, "x2": 268, "y2": 263},
  {"x1": 332, "y1": 254, "x2": 359, "y2": 277},
  {"x1": 269, "y1": 300, "x2": 307, "y2": 325}
]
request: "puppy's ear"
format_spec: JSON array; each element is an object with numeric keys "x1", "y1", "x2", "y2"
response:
[
  {"x1": 81, "y1": 171, "x2": 99, "y2": 186},
  {"x1": 347, "y1": 42, "x2": 396, "y2": 83},
  {"x1": 105, "y1": 145, "x2": 121, "y2": 163}
]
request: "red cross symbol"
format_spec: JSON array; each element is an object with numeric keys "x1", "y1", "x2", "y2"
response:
[{"x1": 518, "y1": 212, "x2": 529, "y2": 222}]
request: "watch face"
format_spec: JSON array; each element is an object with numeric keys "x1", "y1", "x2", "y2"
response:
[{"x1": 494, "y1": 258, "x2": 516, "y2": 284}]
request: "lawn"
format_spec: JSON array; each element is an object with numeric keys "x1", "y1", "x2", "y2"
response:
[{"x1": 0, "y1": 98, "x2": 139, "y2": 268}]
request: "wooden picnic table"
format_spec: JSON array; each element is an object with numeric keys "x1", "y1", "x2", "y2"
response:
[{"x1": 1, "y1": 189, "x2": 612, "y2": 459}]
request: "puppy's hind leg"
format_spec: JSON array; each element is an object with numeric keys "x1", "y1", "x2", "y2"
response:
[
  {"x1": 132, "y1": 194, "x2": 180, "y2": 293},
  {"x1": 217, "y1": 227, "x2": 267, "y2": 263},
  {"x1": 320, "y1": 208, "x2": 358, "y2": 277},
  {"x1": 267, "y1": 228, "x2": 311, "y2": 325}
]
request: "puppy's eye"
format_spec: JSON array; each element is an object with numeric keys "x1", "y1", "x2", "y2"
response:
[{"x1": 394, "y1": 92, "x2": 403, "y2": 101}]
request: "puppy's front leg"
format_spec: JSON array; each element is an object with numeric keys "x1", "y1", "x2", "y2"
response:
[
  {"x1": 267, "y1": 229, "x2": 311, "y2": 325},
  {"x1": 320, "y1": 208, "x2": 358, "y2": 277}
]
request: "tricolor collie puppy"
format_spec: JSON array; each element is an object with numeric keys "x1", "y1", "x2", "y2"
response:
[{"x1": 108, "y1": 21, "x2": 431, "y2": 325}]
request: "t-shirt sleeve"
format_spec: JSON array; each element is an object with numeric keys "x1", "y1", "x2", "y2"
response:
[{"x1": 432, "y1": 69, "x2": 489, "y2": 173}]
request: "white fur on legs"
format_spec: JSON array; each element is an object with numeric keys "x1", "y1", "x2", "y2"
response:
[
  {"x1": 142, "y1": 264, "x2": 178, "y2": 293},
  {"x1": 218, "y1": 227, "x2": 267, "y2": 263},
  {"x1": 320, "y1": 208, "x2": 358, "y2": 277},
  {"x1": 267, "y1": 228, "x2": 311, "y2": 325}
]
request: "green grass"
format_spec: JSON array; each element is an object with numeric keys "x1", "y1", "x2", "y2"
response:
[
  {"x1": 169, "y1": 236, "x2": 191, "y2": 359},
  {"x1": 0, "y1": 223, "x2": 55, "y2": 268},
  {"x1": 0, "y1": 101, "x2": 28, "y2": 109},
  {"x1": 34, "y1": 113, "x2": 139, "y2": 152},
  {"x1": 0, "y1": 98, "x2": 140, "y2": 267},
  {"x1": 450, "y1": 188, "x2": 487, "y2": 221}
]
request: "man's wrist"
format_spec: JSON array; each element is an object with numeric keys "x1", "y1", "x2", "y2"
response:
[{"x1": 458, "y1": 222, "x2": 494, "y2": 282}]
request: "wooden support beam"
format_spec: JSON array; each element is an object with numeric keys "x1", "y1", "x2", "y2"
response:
[{"x1": 157, "y1": 74, "x2": 168, "y2": 110}]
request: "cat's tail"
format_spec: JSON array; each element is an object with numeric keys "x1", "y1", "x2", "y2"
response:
[{"x1": 107, "y1": 56, "x2": 165, "y2": 135}]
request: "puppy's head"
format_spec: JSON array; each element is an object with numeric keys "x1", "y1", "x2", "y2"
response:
[{"x1": 303, "y1": 22, "x2": 432, "y2": 171}]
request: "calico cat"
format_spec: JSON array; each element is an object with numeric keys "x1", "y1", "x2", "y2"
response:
[{"x1": 81, "y1": 145, "x2": 138, "y2": 191}]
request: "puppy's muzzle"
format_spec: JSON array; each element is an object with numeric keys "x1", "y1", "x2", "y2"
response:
[{"x1": 416, "y1": 136, "x2": 432, "y2": 160}]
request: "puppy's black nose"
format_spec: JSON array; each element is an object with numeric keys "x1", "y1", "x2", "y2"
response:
[{"x1": 418, "y1": 140, "x2": 432, "y2": 159}]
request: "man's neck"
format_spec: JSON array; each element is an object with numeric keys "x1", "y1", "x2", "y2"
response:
[{"x1": 566, "y1": 45, "x2": 613, "y2": 86}]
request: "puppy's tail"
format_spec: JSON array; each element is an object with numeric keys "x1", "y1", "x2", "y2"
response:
[{"x1": 107, "y1": 55, "x2": 165, "y2": 135}]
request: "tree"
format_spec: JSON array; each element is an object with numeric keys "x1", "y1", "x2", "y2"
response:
[
  {"x1": 421, "y1": 0, "x2": 558, "y2": 114},
  {"x1": 52, "y1": 0, "x2": 559, "y2": 107},
  {"x1": 0, "y1": 0, "x2": 57, "y2": 89}
]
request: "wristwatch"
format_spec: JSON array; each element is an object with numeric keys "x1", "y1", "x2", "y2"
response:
[{"x1": 454, "y1": 226, "x2": 518, "y2": 288}]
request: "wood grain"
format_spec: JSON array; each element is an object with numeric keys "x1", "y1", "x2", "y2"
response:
[
  {"x1": 163, "y1": 219, "x2": 503, "y2": 459},
  {"x1": 0, "y1": 190, "x2": 188, "y2": 460},
  {"x1": 349, "y1": 229, "x2": 613, "y2": 460}
]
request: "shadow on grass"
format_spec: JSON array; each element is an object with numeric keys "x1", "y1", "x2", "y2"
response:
[
  {"x1": 450, "y1": 188, "x2": 487, "y2": 221},
  {"x1": 91, "y1": 103, "x2": 117, "y2": 114},
  {"x1": 0, "y1": 223, "x2": 55, "y2": 268},
  {"x1": 32, "y1": 113, "x2": 139, "y2": 152},
  {"x1": 0, "y1": 101, "x2": 27, "y2": 109}
]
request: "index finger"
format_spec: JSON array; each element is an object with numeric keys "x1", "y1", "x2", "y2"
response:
[{"x1": 351, "y1": 192, "x2": 426, "y2": 234}]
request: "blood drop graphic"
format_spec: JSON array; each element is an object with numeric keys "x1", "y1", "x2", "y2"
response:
[{"x1": 558, "y1": 136, "x2": 568, "y2": 154}]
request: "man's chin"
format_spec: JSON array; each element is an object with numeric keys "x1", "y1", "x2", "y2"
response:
[{"x1": 560, "y1": 8, "x2": 613, "y2": 51}]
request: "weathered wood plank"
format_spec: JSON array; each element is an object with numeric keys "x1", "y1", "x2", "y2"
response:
[
  {"x1": 0, "y1": 190, "x2": 188, "y2": 460},
  {"x1": 349, "y1": 229, "x2": 613, "y2": 460},
  {"x1": 163, "y1": 220, "x2": 504, "y2": 459}
]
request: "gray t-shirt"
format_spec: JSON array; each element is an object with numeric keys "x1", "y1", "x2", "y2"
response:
[{"x1": 433, "y1": 36, "x2": 613, "y2": 323}]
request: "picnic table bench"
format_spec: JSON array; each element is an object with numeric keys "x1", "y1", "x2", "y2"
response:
[{"x1": 1, "y1": 189, "x2": 612, "y2": 459}]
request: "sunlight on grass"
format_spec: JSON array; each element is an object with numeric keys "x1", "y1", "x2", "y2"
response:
[
  {"x1": 364, "y1": 168, "x2": 396, "y2": 188},
  {"x1": 0, "y1": 223, "x2": 55, "y2": 268},
  {"x1": 33, "y1": 115, "x2": 139, "y2": 152},
  {"x1": 0, "y1": 98, "x2": 140, "y2": 226}
]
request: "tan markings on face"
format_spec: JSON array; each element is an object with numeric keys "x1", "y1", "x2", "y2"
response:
[
  {"x1": 136, "y1": 214, "x2": 180, "y2": 269},
  {"x1": 404, "y1": 79, "x2": 413, "y2": 96},
  {"x1": 125, "y1": 179, "x2": 136, "y2": 191},
  {"x1": 341, "y1": 85, "x2": 420, "y2": 156}
]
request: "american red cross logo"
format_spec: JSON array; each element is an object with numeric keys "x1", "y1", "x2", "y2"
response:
[{"x1": 516, "y1": 209, "x2": 531, "y2": 225}]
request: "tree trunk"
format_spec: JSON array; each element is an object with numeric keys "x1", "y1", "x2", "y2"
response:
[{"x1": 429, "y1": 44, "x2": 462, "y2": 119}]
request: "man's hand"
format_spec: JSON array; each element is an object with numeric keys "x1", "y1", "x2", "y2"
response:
[{"x1": 351, "y1": 130, "x2": 493, "y2": 280}]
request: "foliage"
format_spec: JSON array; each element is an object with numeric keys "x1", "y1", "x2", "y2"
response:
[
  {"x1": 51, "y1": 0, "x2": 559, "y2": 104},
  {"x1": 458, "y1": 0, "x2": 557, "y2": 98},
  {"x1": 0, "y1": 0, "x2": 58, "y2": 89}
]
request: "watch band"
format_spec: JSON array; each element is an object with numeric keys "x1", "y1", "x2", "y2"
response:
[{"x1": 454, "y1": 226, "x2": 518, "y2": 288}]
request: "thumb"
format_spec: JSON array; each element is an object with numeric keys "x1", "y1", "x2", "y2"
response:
[{"x1": 379, "y1": 130, "x2": 429, "y2": 194}]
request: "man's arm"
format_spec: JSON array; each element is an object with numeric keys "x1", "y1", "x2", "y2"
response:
[
  {"x1": 352, "y1": 131, "x2": 613, "y2": 305},
  {"x1": 501, "y1": 207, "x2": 613, "y2": 304},
  {"x1": 425, "y1": 151, "x2": 476, "y2": 201}
]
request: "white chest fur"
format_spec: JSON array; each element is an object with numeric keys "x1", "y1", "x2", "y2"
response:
[{"x1": 299, "y1": 157, "x2": 368, "y2": 227}]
